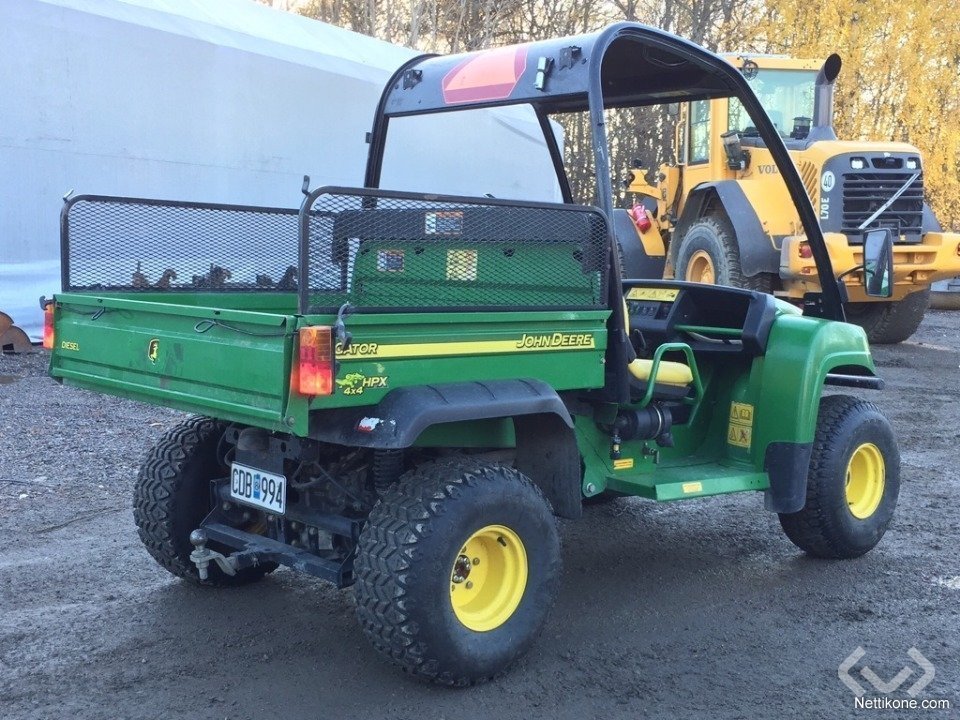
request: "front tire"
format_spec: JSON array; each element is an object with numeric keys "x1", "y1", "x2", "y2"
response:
[
  {"x1": 778, "y1": 395, "x2": 900, "y2": 559},
  {"x1": 354, "y1": 458, "x2": 561, "y2": 685},
  {"x1": 675, "y1": 216, "x2": 774, "y2": 292},
  {"x1": 845, "y1": 288, "x2": 929, "y2": 344},
  {"x1": 133, "y1": 416, "x2": 272, "y2": 586}
]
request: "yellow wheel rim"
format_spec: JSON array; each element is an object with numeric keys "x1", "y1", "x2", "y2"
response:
[
  {"x1": 449, "y1": 524, "x2": 527, "y2": 632},
  {"x1": 845, "y1": 442, "x2": 885, "y2": 519},
  {"x1": 686, "y1": 250, "x2": 716, "y2": 284}
]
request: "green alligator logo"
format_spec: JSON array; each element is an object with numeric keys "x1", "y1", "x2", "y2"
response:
[{"x1": 335, "y1": 372, "x2": 387, "y2": 396}]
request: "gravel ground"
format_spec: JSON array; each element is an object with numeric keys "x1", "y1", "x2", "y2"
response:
[{"x1": 1, "y1": 312, "x2": 958, "y2": 720}]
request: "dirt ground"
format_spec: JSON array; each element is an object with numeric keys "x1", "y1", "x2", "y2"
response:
[{"x1": 1, "y1": 311, "x2": 958, "y2": 720}]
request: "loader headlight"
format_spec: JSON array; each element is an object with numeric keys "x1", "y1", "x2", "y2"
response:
[
  {"x1": 850, "y1": 157, "x2": 866, "y2": 170},
  {"x1": 906, "y1": 157, "x2": 919, "y2": 170}
]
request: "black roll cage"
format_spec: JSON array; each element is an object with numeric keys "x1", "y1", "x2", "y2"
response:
[{"x1": 360, "y1": 22, "x2": 846, "y2": 402}]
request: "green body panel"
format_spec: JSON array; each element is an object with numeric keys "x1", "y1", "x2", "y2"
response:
[
  {"x1": 306, "y1": 310, "x2": 609, "y2": 409},
  {"x1": 575, "y1": 310, "x2": 874, "y2": 501},
  {"x1": 576, "y1": 358, "x2": 763, "y2": 500},
  {"x1": 49, "y1": 289, "x2": 875, "y2": 506},
  {"x1": 344, "y1": 240, "x2": 602, "y2": 309},
  {"x1": 50, "y1": 293, "x2": 606, "y2": 438},
  {"x1": 49, "y1": 294, "x2": 302, "y2": 432},
  {"x1": 99, "y1": 292, "x2": 299, "y2": 313},
  {"x1": 745, "y1": 314, "x2": 874, "y2": 460},
  {"x1": 613, "y1": 463, "x2": 768, "y2": 501}
]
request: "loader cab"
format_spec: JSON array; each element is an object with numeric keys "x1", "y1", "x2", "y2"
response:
[
  {"x1": 673, "y1": 56, "x2": 830, "y2": 207},
  {"x1": 678, "y1": 55, "x2": 835, "y2": 159},
  {"x1": 362, "y1": 22, "x2": 847, "y2": 401}
]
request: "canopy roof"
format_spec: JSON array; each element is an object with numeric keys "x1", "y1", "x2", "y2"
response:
[{"x1": 381, "y1": 23, "x2": 745, "y2": 117}]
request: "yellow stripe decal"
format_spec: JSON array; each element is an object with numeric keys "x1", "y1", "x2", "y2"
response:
[
  {"x1": 613, "y1": 458, "x2": 634, "y2": 470},
  {"x1": 338, "y1": 333, "x2": 597, "y2": 361},
  {"x1": 682, "y1": 481, "x2": 703, "y2": 494}
]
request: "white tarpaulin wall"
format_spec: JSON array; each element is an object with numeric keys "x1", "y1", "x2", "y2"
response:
[{"x1": 0, "y1": 0, "x2": 562, "y2": 340}]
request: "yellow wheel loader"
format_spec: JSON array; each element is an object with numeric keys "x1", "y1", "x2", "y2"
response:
[{"x1": 625, "y1": 54, "x2": 960, "y2": 343}]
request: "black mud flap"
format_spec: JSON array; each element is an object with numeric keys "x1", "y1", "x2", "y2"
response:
[
  {"x1": 764, "y1": 441, "x2": 813, "y2": 513},
  {"x1": 514, "y1": 413, "x2": 582, "y2": 519}
]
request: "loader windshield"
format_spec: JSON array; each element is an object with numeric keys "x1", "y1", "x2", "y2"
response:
[{"x1": 727, "y1": 69, "x2": 816, "y2": 138}]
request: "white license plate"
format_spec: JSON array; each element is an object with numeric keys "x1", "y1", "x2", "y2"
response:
[{"x1": 230, "y1": 463, "x2": 286, "y2": 514}]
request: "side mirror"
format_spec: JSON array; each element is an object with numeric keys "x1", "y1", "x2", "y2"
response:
[
  {"x1": 720, "y1": 130, "x2": 749, "y2": 171},
  {"x1": 863, "y1": 228, "x2": 894, "y2": 298}
]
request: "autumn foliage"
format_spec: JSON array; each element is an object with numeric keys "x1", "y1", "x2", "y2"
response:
[{"x1": 746, "y1": 0, "x2": 960, "y2": 230}]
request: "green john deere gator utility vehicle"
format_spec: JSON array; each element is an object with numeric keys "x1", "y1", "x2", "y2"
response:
[{"x1": 47, "y1": 23, "x2": 901, "y2": 685}]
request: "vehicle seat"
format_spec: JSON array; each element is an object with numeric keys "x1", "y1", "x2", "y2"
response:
[{"x1": 627, "y1": 358, "x2": 692, "y2": 386}]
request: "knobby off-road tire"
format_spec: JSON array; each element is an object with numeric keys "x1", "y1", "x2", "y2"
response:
[
  {"x1": 845, "y1": 288, "x2": 930, "y2": 344},
  {"x1": 778, "y1": 395, "x2": 900, "y2": 559},
  {"x1": 133, "y1": 416, "x2": 272, "y2": 586},
  {"x1": 675, "y1": 216, "x2": 775, "y2": 293},
  {"x1": 354, "y1": 458, "x2": 561, "y2": 685}
]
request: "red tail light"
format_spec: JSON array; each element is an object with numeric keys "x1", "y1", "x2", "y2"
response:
[
  {"x1": 798, "y1": 242, "x2": 813, "y2": 259},
  {"x1": 42, "y1": 304, "x2": 55, "y2": 350},
  {"x1": 298, "y1": 326, "x2": 334, "y2": 396}
]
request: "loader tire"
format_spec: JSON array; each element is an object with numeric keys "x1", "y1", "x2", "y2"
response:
[
  {"x1": 778, "y1": 395, "x2": 900, "y2": 559},
  {"x1": 845, "y1": 289, "x2": 930, "y2": 344},
  {"x1": 354, "y1": 457, "x2": 560, "y2": 685},
  {"x1": 929, "y1": 288, "x2": 960, "y2": 310},
  {"x1": 133, "y1": 416, "x2": 273, "y2": 586},
  {"x1": 675, "y1": 216, "x2": 774, "y2": 293}
]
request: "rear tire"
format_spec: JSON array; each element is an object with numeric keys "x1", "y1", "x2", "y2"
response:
[
  {"x1": 133, "y1": 416, "x2": 272, "y2": 586},
  {"x1": 845, "y1": 288, "x2": 929, "y2": 344},
  {"x1": 675, "y1": 216, "x2": 774, "y2": 292},
  {"x1": 778, "y1": 395, "x2": 900, "y2": 559},
  {"x1": 354, "y1": 458, "x2": 560, "y2": 685}
]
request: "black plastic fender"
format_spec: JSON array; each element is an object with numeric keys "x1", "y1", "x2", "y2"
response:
[
  {"x1": 611, "y1": 209, "x2": 666, "y2": 280},
  {"x1": 674, "y1": 181, "x2": 779, "y2": 277},
  {"x1": 308, "y1": 379, "x2": 582, "y2": 518}
]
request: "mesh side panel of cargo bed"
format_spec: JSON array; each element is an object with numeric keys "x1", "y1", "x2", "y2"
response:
[
  {"x1": 61, "y1": 196, "x2": 300, "y2": 293},
  {"x1": 302, "y1": 189, "x2": 610, "y2": 314}
]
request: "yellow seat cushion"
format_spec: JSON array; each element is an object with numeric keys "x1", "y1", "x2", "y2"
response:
[{"x1": 628, "y1": 358, "x2": 693, "y2": 387}]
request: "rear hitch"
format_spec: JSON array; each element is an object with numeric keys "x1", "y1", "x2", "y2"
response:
[{"x1": 189, "y1": 529, "x2": 237, "y2": 580}]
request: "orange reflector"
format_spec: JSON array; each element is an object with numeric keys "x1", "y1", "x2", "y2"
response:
[
  {"x1": 42, "y1": 304, "x2": 55, "y2": 350},
  {"x1": 298, "y1": 326, "x2": 334, "y2": 396}
]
